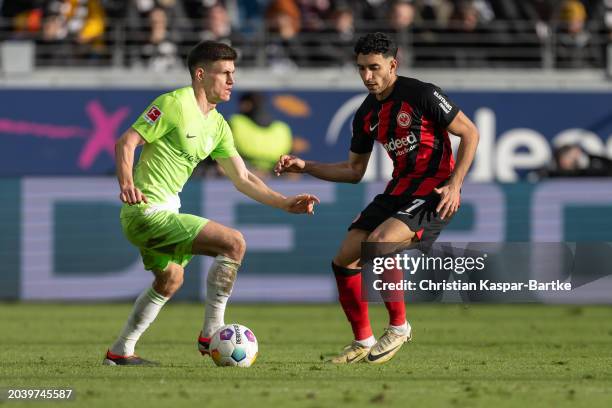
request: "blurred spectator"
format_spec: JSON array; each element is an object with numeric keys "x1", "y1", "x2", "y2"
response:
[
  {"x1": 603, "y1": 0, "x2": 612, "y2": 76},
  {"x1": 192, "y1": 1, "x2": 240, "y2": 28},
  {"x1": 350, "y1": 0, "x2": 390, "y2": 30},
  {"x1": 445, "y1": 0, "x2": 489, "y2": 66},
  {"x1": 386, "y1": 0, "x2": 418, "y2": 67},
  {"x1": 470, "y1": 0, "x2": 495, "y2": 23},
  {"x1": 2, "y1": 0, "x2": 44, "y2": 36},
  {"x1": 297, "y1": 0, "x2": 333, "y2": 32},
  {"x1": 134, "y1": 0, "x2": 178, "y2": 13},
  {"x1": 517, "y1": 0, "x2": 555, "y2": 41},
  {"x1": 200, "y1": 3, "x2": 232, "y2": 42},
  {"x1": 390, "y1": 0, "x2": 416, "y2": 30},
  {"x1": 449, "y1": 1, "x2": 481, "y2": 32},
  {"x1": 1, "y1": 1, "x2": 41, "y2": 19},
  {"x1": 3, "y1": 0, "x2": 609, "y2": 70},
  {"x1": 227, "y1": 0, "x2": 270, "y2": 35},
  {"x1": 139, "y1": 7, "x2": 181, "y2": 71},
  {"x1": 128, "y1": 0, "x2": 182, "y2": 31},
  {"x1": 487, "y1": 0, "x2": 520, "y2": 21},
  {"x1": 196, "y1": 3, "x2": 254, "y2": 65},
  {"x1": 419, "y1": 0, "x2": 454, "y2": 26},
  {"x1": 555, "y1": 0, "x2": 599, "y2": 68},
  {"x1": 533, "y1": 144, "x2": 612, "y2": 179},
  {"x1": 101, "y1": 0, "x2": 128, "y2": 17},
  {"x1": 37, "y1": 0, "x2": 107, "y2": 66},
  {"x1": 480, "y1": 1, "x2": 542, "y2": 68},
  {"x1": 606, "y1": 0, "x2": 612, "y2": 35},
  {"x1": 265, "y1": 0, "x2": 309, "y2": 70},
  {"x1": 308, "y1": 5, "x2": 356, "y2": 67},
  {"x1": 182, "y1": 0, "x2": 251, "y2": 32},
  {"x1": 229, "y1": 92, "x2": 294, "y2": 178},
  {"x1": 590, "y1": 0, "x2": 612, "y2": 42},
  {"x1": 440, "y1": 0, "x2": 509, "y2": 67}
]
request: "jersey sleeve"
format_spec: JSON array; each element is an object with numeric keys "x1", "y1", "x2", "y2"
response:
[
  {"x1": 211, "y1": 119, "x2": 239, "y2": 160},
  {"x1": 350, "y1": 106, "x2": 375, "y2": 154},
  {"x1": 420, "y1": 83, "x2": 459, "y2": 128},
  {"x1": 132, "y1": 94, "x2": 180, "y2": 143}
]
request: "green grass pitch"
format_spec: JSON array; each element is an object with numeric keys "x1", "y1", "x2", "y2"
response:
[{"x1": 1, "y1": 303, "x2": 612, "y2": 407}]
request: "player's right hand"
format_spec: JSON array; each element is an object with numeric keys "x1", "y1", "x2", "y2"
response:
[
  {"x1": 274, "y1": 155, "x2": 306, "y2": 176},
  {"x1": 283, "y1": 193, "x2": 320, "y2": 215},
  {"x1": 120, "y1": 186, "x2": 148, "y2": 205}
]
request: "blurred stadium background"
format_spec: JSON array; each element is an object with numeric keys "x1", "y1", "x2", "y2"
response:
[{"x1": 1, "y1": 0, "x2": 612, "y2": 303}]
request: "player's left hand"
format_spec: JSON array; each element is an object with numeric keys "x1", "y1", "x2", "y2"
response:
[
  {"x1": 283, "y1": 194, "x2": 320, "y2": 215},
  {"x1": 434, "y1": 184, "x2": 461, "y2": 220}
]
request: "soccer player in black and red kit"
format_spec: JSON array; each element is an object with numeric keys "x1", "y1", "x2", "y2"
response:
[{"x1": 275, "y1": 33, "x2": 479, "y2": 364}]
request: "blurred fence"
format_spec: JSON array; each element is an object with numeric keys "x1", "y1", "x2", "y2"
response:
[
  {"x1": 1, "y1": 18, "x2": 610, "y2": 70},
  {"x1": 1, "y1": 178, "x2": 612, "y2": 302}
]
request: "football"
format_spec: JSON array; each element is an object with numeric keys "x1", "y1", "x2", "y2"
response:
[{"x1": 209, "y1": 324, "x2": 258, "y2": 367}]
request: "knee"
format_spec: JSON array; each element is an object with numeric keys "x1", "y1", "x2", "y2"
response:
[
  {"x1": 367, "y1": 228, "x2": 415, "y2": 244},
  {"x1": 332, "y1": 256, "x2": 345, "y2": 267},
  {"x1": 366, "y1": 230, "x2": 389, "y2": 243},
  {"x1": 154, "y1": 264, "x2": 184, "y2": 297},
  {"x1": 168, "y1": 268, "x2": 184, "y2": 289},
  {"x1": 228, "y1": 230, "x2": 246, "y2": 260}
]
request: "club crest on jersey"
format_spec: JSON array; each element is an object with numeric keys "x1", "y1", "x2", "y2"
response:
[
  {"x1": 397, "y1": 111, "x2": 411, "y2": 128},
  {"x1": 144, "y1": 105, "x2": 162, "y2": 124}
]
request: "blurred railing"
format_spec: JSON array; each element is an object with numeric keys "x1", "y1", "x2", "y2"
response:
[{"x1": 0, "y1": 17, "x2": 610, "y2": 71}]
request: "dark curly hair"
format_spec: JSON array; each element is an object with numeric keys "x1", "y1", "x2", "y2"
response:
[{"x1": 354, "y1": 32, "x2": 398, "y2": 58}]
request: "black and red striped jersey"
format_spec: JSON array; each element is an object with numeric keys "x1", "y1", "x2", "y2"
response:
[{"x1": 350, "y1": 76, "x2": 459, "y2": 197}]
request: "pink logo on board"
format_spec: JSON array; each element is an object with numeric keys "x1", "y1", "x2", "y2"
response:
[{"x1": 0, "y1": 100, "x2": 130, "y2": 170}]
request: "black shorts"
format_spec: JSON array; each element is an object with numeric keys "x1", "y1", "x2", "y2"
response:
[{"x1": 349, "y1": 192, "x2": 450, "y2": 250}]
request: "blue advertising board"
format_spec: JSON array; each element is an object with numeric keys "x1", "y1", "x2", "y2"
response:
[
  {"x1": 1, "y1": 88, "x2": 611, "y2": 180},
  {"x1": 1, "y1": 178, "x2": 612, "y2": 302}
]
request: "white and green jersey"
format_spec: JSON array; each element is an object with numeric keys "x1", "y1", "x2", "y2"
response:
[{"x1": 127, "y1": 86, "x2": 238, "y2": 211}]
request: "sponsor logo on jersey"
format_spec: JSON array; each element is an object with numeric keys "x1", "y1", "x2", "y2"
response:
[
  {"x1": 397, "y1": 111, "x2": 412, "y2": 128},
  {"x1": 383, "y1": 133, "x2": 418, "y2": 155},
  {"x1": 178, "y1": 150, "x2": 199, "y2": 163},
  {"x1": 433, "y1": 91, "x2": 452, "y2": 114},
  {"x1": 144, "y1": 105, "x2": 162, "y2": 124}
]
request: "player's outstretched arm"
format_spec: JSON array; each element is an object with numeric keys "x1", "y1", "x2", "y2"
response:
[
  {"x1": 115, "y1": 128, "x2": 148, "y2": 205},
  {"x1": 434, "y1": 111, "x2": 480, "y2": 219},
  {"x1": 217, "y1": 155, "x2": 319, "y2": 215},
  {"x1": 274, "y1": 152, "x2": 370, "y2": 184}
]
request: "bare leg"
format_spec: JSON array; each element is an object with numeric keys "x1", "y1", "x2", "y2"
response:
[{"x1": 191, "y1": 221, "x2": 246, "y2": 338}]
